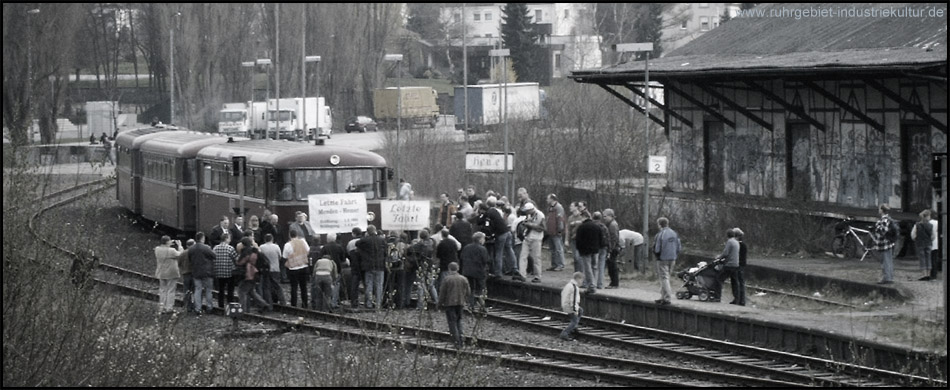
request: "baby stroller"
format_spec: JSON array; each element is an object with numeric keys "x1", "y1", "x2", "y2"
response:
[{"x1": 674, "y1": 258, "x2": 726, "y2": 302}]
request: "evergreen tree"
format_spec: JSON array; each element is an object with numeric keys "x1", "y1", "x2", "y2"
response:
[{"x1": 500, "y1": 3, "x2": 543, "y2": 83}]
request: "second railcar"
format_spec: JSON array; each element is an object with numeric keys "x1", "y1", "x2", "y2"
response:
[{"x1": 138, "y1": 131, "x2": 244, "y2": 231}]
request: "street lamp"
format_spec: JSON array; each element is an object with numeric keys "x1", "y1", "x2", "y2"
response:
[
  {"x1": 241, "y1": 60, "x2": 255, "y2": 102},
  {"x1": 462, "y1": 3, "x2": 469, "y2": 164},
  {"x1": 384, "y1": 53, "x2": 404, "y2": 181},
  {"x1": 303, "y1": 55, "x2": 321, "y2": 143},
  {"x1": 614, "y1": 42, "x2": 654, "y2": 247},
  {"x1": 256, "y1": 58, "x2": 272, "y2": 139},
  {"x1": 489, "y1": 48, "x2": 510, "y2": 201},
  {"x1": 169, "y1": 12, "x2": 181, "y2": 125},
  {"x1": 27, "y1": 8, "x2": 40, "y2": 143}
]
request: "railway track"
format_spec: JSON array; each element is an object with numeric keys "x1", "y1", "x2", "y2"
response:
[
  {"x1": 29, "y1": 177, "x2": 114, "y2": 255},
  {"x1": 483, "y1": 298, "x2": 945, "y2": 387},
  {"x1": 28, "y1": 179, "x2": 944, "y2": 387},
  {"x1": 92, "y1": 262, "x2": 799, "y2": 387}
]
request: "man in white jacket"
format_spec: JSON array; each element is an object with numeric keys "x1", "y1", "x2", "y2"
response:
[{"x1": 559, "y1": 272, "x2": 585, "y2": 341}]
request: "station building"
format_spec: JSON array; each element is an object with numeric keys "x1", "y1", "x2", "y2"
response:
[{"x1": 570, "y1": 3, "x2": 946, "y2": 226}]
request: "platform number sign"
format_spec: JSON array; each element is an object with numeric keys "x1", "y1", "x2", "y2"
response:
[{"x1": 648, "y1": 155, "x2": 667, "y2": 174}]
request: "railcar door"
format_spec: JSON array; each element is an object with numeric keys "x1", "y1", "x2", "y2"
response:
[{"x1": 179, "y1": 158, "x2": 199, "y2": 232}]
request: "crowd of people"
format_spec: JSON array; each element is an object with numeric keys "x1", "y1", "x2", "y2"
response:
[{"x1": 149, "y1": 184, "x2": 738, "y2": 345}]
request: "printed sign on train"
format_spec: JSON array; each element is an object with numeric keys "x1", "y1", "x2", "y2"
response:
[
  {"x1": 308, "y1": 193, "x2": 368, "y2": 234},
  {"x1": 380, "y1": 200, "x2": 430, "y2": 231}
]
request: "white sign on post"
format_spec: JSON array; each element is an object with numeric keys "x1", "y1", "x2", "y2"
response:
[
  {"x1": 648, "y1": 155, "x2": 667, "y2": 174},
  {"x1": 380, "y1": 200, "x2": 430, "y2": 231},
  {"x1": 465, "y1": 152, "x2": 515, "y2": 172},
  {"x1": 308, "y1": 193, "x2": 368, "y2": 234}
]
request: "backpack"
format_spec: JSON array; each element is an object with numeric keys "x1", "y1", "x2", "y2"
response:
[
  {"x1": 255, "y1": 249, "x2": 269, "y2": 272},
  {"x1": 386, "y1": 243, "x2": 403, "y2": 270},
  {"x1": 516, "y1": 220, "x2": 528, "y2": 241}
]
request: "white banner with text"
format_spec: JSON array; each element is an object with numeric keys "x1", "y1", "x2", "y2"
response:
[
  {"x1": 380, "y1": 200, "x2": 430, "y2": 231},
  {"x1": 308, "y1": 193, "x2": 368, "y2": 234}
]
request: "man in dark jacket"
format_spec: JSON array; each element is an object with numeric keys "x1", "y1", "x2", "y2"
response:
[
  {"x1": 449, "y1": 211, "x2": 474, "y2": 255},
  {"x1": 228, "y1": 216, "x2": 245, "y2": 248},
  {"x1": 320, "y1": 232, "x2": 349, "y2": 307},
  {"x1": 438, "y1": 262, "x2": 471, "y2": 349},
  {"x1": 574, "y1": 217, "x2": 603, "y2": 294},
  {"x1": 435, "y1": 229, "x2": 461, "y2": 290},
  {"x1": 208, "y1": 216, "x2": 230, "y2": 247},
  {"x1": 357, "y1": 225, "x2": 388, "y2": 309},
  {"x1": 483, "y1": 198, "x2": 515, "y2": 279},
  {"x1": 460, "y1": 232, "x2": 490, "y2": 312},
  {"x1": 346, "y1": 227, "x2": 364, "y2": 308},
  {"x1": 189, "y1": 232, "x2": 217, "y2": 314}
]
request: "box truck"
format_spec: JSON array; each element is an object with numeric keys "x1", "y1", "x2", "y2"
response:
[
  {"x1": 264, "y1": 97, "x2": 332, "y2": 140},
  {"x1": 373, "y1": 86, "x2": 440, "y2": 128},
  {"x1": 454, "y1": 82, "x2": 542, "y2": 132},
  {"x1": 217, "y1": 101, "x2": 266, "y2": 137}
]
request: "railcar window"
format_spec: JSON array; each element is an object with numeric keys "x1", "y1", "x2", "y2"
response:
[
  {"x1": 212, "y1": 164, "x2": 223, "y2": 192},
  {"x1": 295, "y1": 170, "x2": 334, "y2": 200},
  {"x1": 277, "y1": 171, "x2": 294, "y2": 201},
  {"x1": 227, "y1": 164, "x2": 237, "y2": 193},
  {"x1": 251, "y1": 168, "x2": 265, "y2": 198},
  {"x1": 182, "y1": 159, "x2": 196, "y2": 185},
  {"x1": 221, "y1": 163, "x2": 232, "y2": 193},
  {"x1": 203, "y1": 164, "x2": 212, "y2": 190},
  {"x1": 337, "y1": 169, "x2": 376, "y2": 199}
]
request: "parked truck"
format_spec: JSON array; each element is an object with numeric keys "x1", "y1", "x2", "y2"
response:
[
  {"x1": 264, "y1": 97, "x2": 333, "y2": 140},
  {"x1": 454, "y1": 82, "x2": 543, "y2": 132},
  {"x1": 217, "y1": 101, "x2": 266, "y2": 137},
  {"x1": 373, "y1": 86, "x2": 440, "y2": 128}
]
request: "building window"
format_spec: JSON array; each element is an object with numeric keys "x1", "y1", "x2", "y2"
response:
[
  {"x1": 454, "y1": 13, "x2": 460, "y2": 23},
  {"x1": 485, "y1": 12, "x2": 491, "y2": 21},
  {"x1": 681, "y1": 19, "x2": 688, "y2": 29},
  {"x1": 474, "y1": 13, "x2": 480, "y2": 21},
  {"x1": 564, "y1": 9, "x2": 570, "y2": 19},
  {"x1": 485, "y1": 33, "x2": 492, "y2": 38},
  {"x1": 554, "y1": 53, "x2": 561, "y2": 69},
  {"x1": 535, "y1": 9, "x2": 542, "y2": 22},
  {"x1": 700, "y1": 16, "x2": 710, "y2": 31}
]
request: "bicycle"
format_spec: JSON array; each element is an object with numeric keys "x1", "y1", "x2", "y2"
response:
[{"x1": 830, "y1": 217, "x2": 872, "y2": 261}]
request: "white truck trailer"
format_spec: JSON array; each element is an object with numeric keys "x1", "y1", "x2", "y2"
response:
[
  {"x1": 454, "y1": 82, "x2": 542, "y2": 132},
  {"x1": 265, "y1": 97, "x2": 332, "y2": 140}
]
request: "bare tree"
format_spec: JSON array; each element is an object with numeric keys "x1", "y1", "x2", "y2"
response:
[{"x1": 2, "y1": 3, "x2": 82, "y2": 145}]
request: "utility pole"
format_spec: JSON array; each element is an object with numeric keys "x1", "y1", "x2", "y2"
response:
[
  {"x1": 614, "y1": 43, "x2": 654, "y2": 242},
  {"x1": 490, "y1": 48, "x2": 511, "y2": 200},
  {"x1": 274, "y1": 3, "x2": 280, "y2": 140},
  {"x1": 301, "y1": 10, "x2": 306, "y2": 142},
  {"x1": 463, "y1": 4, "x2": 469, "y2": 165}
]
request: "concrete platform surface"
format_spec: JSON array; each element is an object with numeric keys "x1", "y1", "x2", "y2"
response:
[{"x1": 497, "y1": 248, "x2": 946, "y2": 354}]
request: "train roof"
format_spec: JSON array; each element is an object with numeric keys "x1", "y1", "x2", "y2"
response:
[
  {"x1": 196, "y1": 139, "x2": 387, "y2": 169},
  {"x1": 114, "y1": 126, "x2": 175, "y2": 149},
  {"x1": 139, "y1": 131, "x2": 245, "y2": 157}
]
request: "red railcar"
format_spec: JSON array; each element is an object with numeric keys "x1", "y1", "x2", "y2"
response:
[
  {"x1": 117, "y1": 128, "x2": 390, "y2": 240},
  {"x1": 195, "y1": 139, "x2": 390, "y2": 239}
]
